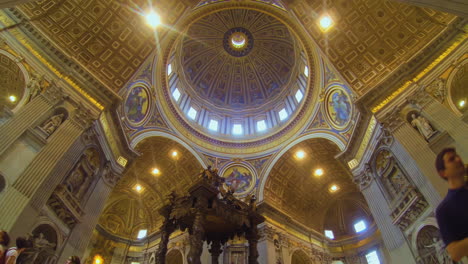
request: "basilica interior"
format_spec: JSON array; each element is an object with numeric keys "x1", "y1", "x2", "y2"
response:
[{"x1": 0, "y1": 0, "x2": 467, "y2": 263}]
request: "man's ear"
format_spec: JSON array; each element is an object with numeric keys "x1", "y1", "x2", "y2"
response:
[{"x1": 438, "y1": 170, "x2": 447, "y2": 179}]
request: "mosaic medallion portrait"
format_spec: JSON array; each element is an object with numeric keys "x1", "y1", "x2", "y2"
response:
[
  {"x1": 325, "y1": 87, "x2": 352, "y2": 129},
  {"x1": 222, "y1": 165, "x2": 255, "y2": 195},
  {"x1": 124, "y1": 86, "x2": 149, "y2": 125}
]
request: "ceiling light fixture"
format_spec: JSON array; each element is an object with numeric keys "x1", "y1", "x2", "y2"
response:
[
  {"x1": 134, "y1": 184, "x2": 143, "y2": 193},
  {"x1": 172, "y1": 151, "x2": 178, "y2": 158},
  {"x1": 329, "y1": 184, "x2": 339, "y2": 193},
  {"x1": 8, "y1": 95, "x2": 17, "y2": 103},
  {"x1": 151, "y1": 168, "x2": 160, "y2": 175},
  {"x1": 319, "y1": 14, "x2": 333, "y2": 32},
  {"x1": 314, "y1": 168, "x2": 324, "y2": 177},
  {"x1": 459, "y1": 99, "x2": 466, "y2": 108},
  {"x1": 145, "y1": 10, "x2": 161, "y2": 28},
  {"x1": 93, "y1": 255, "x2": 103, "y2": 264},
  {"x1": 295, "y1": 150, "x2": 305, "y2": 160}
]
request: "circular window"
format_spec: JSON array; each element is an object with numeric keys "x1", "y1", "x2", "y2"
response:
[{"x1": 223, "y1": 27, "x2": 254, "y2": 57}]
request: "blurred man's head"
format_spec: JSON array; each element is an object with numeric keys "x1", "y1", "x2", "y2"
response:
[{"x1": 436, "y1": 148, "x2": 465, "y2": 181}]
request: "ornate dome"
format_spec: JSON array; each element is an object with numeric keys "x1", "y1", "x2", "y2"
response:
[
  {"x1": 180, "y1": 9, "x2": 297, "y2": 112},
  {"x1": 167, "y1": 8, "x2": 311, "y2": 142}
]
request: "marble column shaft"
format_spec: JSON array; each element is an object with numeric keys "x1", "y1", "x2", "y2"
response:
[
  {"x1": 0, "y1": 117, "x2": 87, "y2": 231},
  {"x1": 424, "y1": 99, "x2": 468, "y2": 159},
  {"x1": 393, "y1": 122, "x2": 447, "y2": 197},
  {"x1": 390, "y1": 138, "x2": 442, "y2": 208},
  {"x1": 0, "y1": 95, "x2": 54, "y2": 155},
  {"x1": 59, "y1": 176, "x2": 113, "y2": 264},
  {"x1": 362, "y1": 181, "x2": 405, "y2": 250}
]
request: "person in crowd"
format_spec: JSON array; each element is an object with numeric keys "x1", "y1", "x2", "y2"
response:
[
  {"x1": 435, "y1": 148, "x2": 468, "y2": 262},
  {"x1": 65, "y1": 256, "x2": 80, "y2": 264},
  {"x1": 0, "y1": 230, "x2": 10, "y2": 264},
  {"x1": 5, "y1": 237, "x2": 30, "y2": 264}
]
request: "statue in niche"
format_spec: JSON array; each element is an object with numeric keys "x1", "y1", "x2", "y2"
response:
[
  {"x1": 27, "y1": 73, "x2": 45, "y2": 102},
  {"x1": 410, "y1": 113, "x2": 436, "y2": 140},
  {"x1": 425, "y1": 238, "x2": 451, "y2": 264},
  {"x1": 41, "y1": 113, "x2": 65, "y2": 135},
  {"x1": 66, "y1": 168, "x2": 85, "y2": 196},
  {"x1": 429, "y1": 78, "x2": 446, "y2": 102},
  {"x1": 84, "y1": 148, "x2": 100, "y2": 171},
  {"x1": 376, "y1": 150, "x2": 392, "y2": 175},
  {"x1": 33, "y1": 233, "x2": 56, "y2": 250},
  {"x1": 390, "y1": 173, "x2": 407, "y2": 190}
]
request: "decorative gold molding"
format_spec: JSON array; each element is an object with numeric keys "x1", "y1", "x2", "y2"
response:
[
  {"x1": 0, "y1": 12, "x2": 104, "y2": 110},
  {"x1": 372, "y1": 31, "x2": 468, "y2": 113},
  {"x1": 348, "y1": 116, "x2": 377, "y2": 169}
]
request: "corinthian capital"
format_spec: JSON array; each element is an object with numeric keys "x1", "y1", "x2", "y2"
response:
[
  {"x1": 70, "y1": 104, "x2": 95, "y2": 130},
  {"x1": 41, "y1": 82, "x2": 66, "y2": 106},
  {"x1": 102, "y1": 162, "x2": 122, "y2": 187},
  {"x1": 353, "y1": 163, "x2": 373, "y2": 190},
  {"x1": 406, "y1": 86, "x2": 434, "y2": 109},
  {"x1": 381, "y1": 106, "x2": 404, "y2": 132}
]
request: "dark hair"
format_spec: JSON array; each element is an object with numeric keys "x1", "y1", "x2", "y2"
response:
[
  {"x1": 16, "y1": 237, "x2": 31, "y2": 249},
  {"x1": 0, "y1": 230, "x2": 10, "y2": 246},
  {"x1": 68, "y1": 256, "x2": 81, "y2": 264},
  {"x1": 435, "y1": 148, "x2": 456, "y2": 173}
]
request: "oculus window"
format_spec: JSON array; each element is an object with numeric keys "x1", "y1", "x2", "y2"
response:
[
  {"x1": 257, "y1": 120, "x2": 267, "y2": 132},
  {"x1": 365, "y1": 251, "x2": 380, "y2": 264},
  {"x1": 324, "y1": 230, "x2": 334, "y2": 239},
  {"x1": 172, "y1": 88, "x2": 181, "y2": 101},
  {"x1": 137, "y1": 229, "x2": 147, "y2": 239},
  {"x1": 167, "y1": 64, "x2": 172, "y2": 75},
  {"x1": 208, "y1": 119, "x2": 219, "y2": 131},
  {"x1": 354, "y1": 220, "x2": 366, "y2": 233},
  {"x1": 279, "y1": 108, "x2": 288, "y2": 121},
  {"x1": 188, "y1": 107, "x2": 197, "y2": 120},
  {"x1": 295, "y1": 90, "x2": 303, "y2": 102},
  {"x1": 232, "y1": 124, "x2": 243, "y2": 135}
]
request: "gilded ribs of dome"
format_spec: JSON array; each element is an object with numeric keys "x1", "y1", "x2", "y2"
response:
[{"x1": 179, "y1": 9, "x2": 298, "y2": 112}]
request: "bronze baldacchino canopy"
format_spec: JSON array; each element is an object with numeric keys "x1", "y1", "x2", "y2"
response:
[{"x1": 155, "y1": 167, "x2": 264, "y2": 264}]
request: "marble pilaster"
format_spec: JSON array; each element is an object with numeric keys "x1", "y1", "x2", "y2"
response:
[
  {"x1": 0, "y1": 106, "x2": 93, "y2": 234},
  {"x1": 392, "y1": 122, "x2": 447, "y2": 197},
  {"x1": 0, "y1": 85, "x2": 64, "y2": 155},
  {"x1": 58, "y1": 176, "x2": 114, "y2": 264}
]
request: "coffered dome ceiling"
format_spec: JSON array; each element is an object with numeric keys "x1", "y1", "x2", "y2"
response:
[
  {"x1": 179, "y1": 9, "x2": 298, "y2": 112},
  {"x1": 166, "y1": 7, "x2": 313, "y2": 146}
]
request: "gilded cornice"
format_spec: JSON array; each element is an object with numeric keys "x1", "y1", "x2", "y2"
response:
[
  {"x1": 360, "y1": 18, "x2": 467, "y2": 113},
  {"x1": 0, "y1": 9, "x2": 117, "y2": 110}
]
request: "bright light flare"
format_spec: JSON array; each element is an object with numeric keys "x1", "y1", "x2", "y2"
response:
[
  {"x1": 459, "y1": 100, "x2": 466, "y2": 108},
  {"x1": 8, "y1": 95, "x2": 17, "y2": 102},
  {"x1": 329, "y1": 184, "x2": 339, "y2": 193},
  {"x1": 172, "y1": 151, "x2": 178, "y2": 158},
  {"x1": 151, "y1": 168, "x2": 160, "y2": 175},
  {"x1": 93, "y1": 255, "x2": 103, "y2": 264},
  {"x1": 145, "y1": 11, "x2": 161, "y2": 28},
  {"x1": 134, "y1": 184, "x2": 143, "y2": 193},
  {"x1": 314, "y1": 168, "x2": 324, "y2": 177},
  {"x1": 319, "y1": 15, "x2": 333, "y2": 31},
  {"x1": 295, "y1": 150, "x2": 305, "y2": 160}
]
